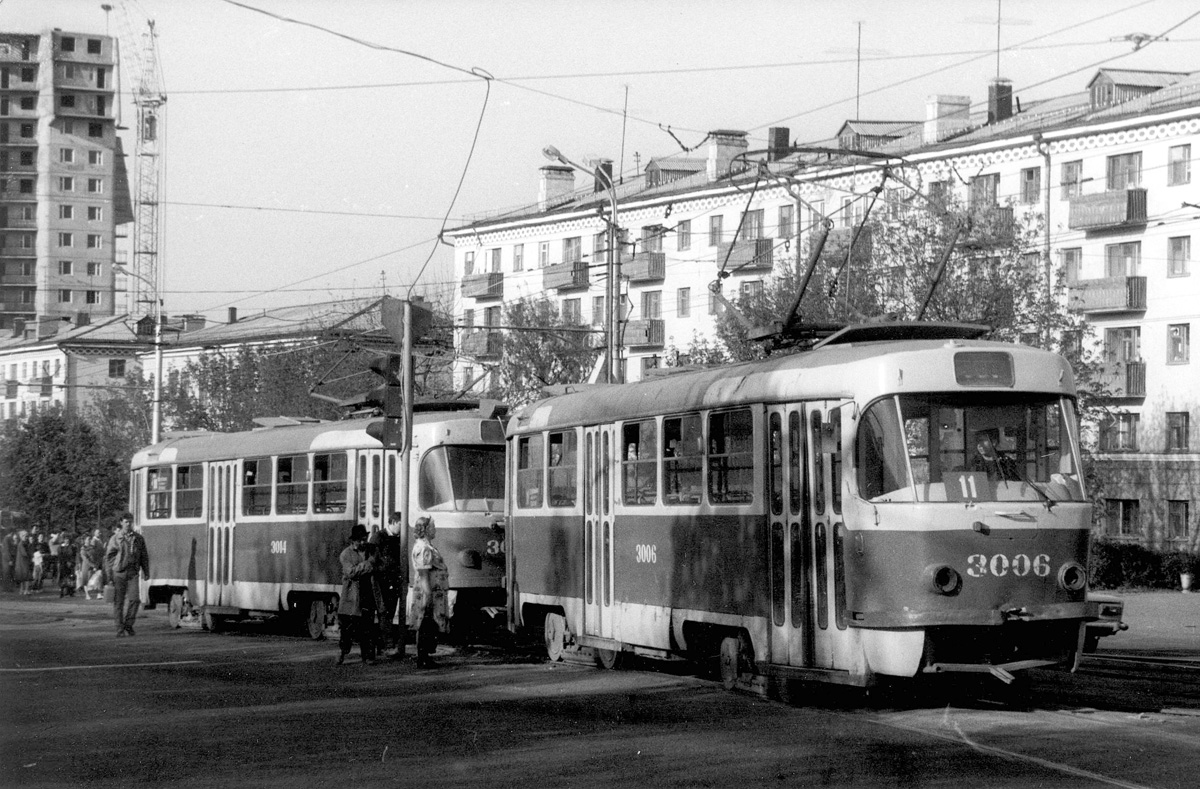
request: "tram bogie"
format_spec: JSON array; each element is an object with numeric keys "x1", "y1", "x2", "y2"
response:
[
  {"x1": 131, "y1": 405, "x2": 508, "y2": 640},
  {"x1": 506, "y1": 330, "x2": 1098, "y2": 689}
]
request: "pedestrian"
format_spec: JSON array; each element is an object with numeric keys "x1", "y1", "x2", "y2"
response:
[
  {"x1": 47, "y1": 527, "x2": 62, "y2": 585},
  {"x1": 31, "y1": 540, "x2": 45, "y2": 592},
  {"x1": 369, "y1": 512, "x2": 409, "y2": 659},
  {"x1": 335, "y1": 523, "x2": 382, "y2": 665},
  {"x1": 104, "y1": 513, "x2": 150, "y2": 637},
  {"x1": 78, "y1": 528, "x2": 105, "y2": 600},
  {"x1": 13, "y1": 531, "x2": 32, "y2": 596},
  {"x1": 407, "y1": 516, "x2": 448, "y2": 668},
  {"x1": 1, "y1": 528, "x2": 14, "y2": 592},
  {"x1": 57, "y1": 535, "x2": 76, "y2": 597}
]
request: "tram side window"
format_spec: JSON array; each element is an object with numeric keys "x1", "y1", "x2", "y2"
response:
[
  {"x1": 313, "y1": 452, "x2": 348, "y2": 513},
  {"x1": 663, "y1": 414, "x2": 702, "y2": 505},
  {"x1": 516, "y1": 434, "x2": 544, "y2": 508},
  {"x1": 175, "y1": 464, "x2": 204, "y2": 518},
  {"x1": 276, "y1": 454, "x2": 309, "y2": 515},
  {"x1": 242, "y1": 458, "x2": 272, "y2": 516},
  {"x1": 146, "y1": 466, "x2": 171, "y2": 519},
  {"x1": 548, "y1": 431, "x2": 578, "y2": 507},
  {"x1": 622, "y1": 420, "x2": 658, "y2": 505},
  {"x1": 857, "y1": 398, "x2": 908, "y2": 500},
  {"x1": 709, "y1": 409, "x2": 754, "y2": 504}
]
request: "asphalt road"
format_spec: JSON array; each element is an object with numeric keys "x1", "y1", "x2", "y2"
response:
[{"x1": 1, "y1": 590, "x2": 1197, "y2": 788}]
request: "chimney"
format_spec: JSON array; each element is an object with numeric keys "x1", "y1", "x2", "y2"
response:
[
  {"x1": 538, "y1": 164, "x2": 575, "y2": 210},
  {"x1": 988, "y1": 79, "x2": 1013, "y2": 124},
  {"x1": 706, "y1": 130, "x2": 749, "y2": 182},
  {"x1": 923, "y1": 95, "x2": 971, "y2": 144},
  {"x1": 75, "y1": 312, "x2": 91, "y2": 327},
  {"x1": 594, "y1": 159, "x2": 613, "y2": 193},
  {"x1": 181, "y1": 314, "x2": 206, "y2": 332},
  {"x1": 228, "y1": 307, "x2": 238, "y2": 325},
  {"x1": 767, "y1": 127, "x2": 790, "y2": 162}
]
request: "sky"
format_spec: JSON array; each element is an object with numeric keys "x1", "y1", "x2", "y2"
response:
[{"x1": 3, "y1": 0, "x2": 1198, "y2": 322}]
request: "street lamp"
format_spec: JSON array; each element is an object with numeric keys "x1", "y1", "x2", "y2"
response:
[
  {"x1": 542, "y1": 145, "x2": 623, "y2": 383},
  {"x1": 116, "y1": 263, "x2": 164, "y2": 444}
]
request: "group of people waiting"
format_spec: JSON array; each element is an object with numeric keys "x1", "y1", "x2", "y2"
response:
[
  {"x1": 1, "y1": 525, "x2": 108, "y2": 598},
  {"x1": 337, "y1": 512, "x2": 447, "y2": 668}
]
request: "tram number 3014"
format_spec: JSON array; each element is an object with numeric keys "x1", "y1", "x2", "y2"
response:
[
  {"x1": 966, "y1": 553, "x2": 1050, "y2": 578},
  {"x1": 635, "y1": 544, "x2": 657, "y2": 563},
  {"x1": 270, "y1": 540, "x2": 287, "y2": 555}
]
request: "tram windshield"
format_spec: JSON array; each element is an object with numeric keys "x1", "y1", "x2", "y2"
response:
[
  {"x1": 418, "y1": 445, "x2": 505, "y2": 512},
  {"x1": 856, "y1": 393, "x2": 1085, "y2": 503}
]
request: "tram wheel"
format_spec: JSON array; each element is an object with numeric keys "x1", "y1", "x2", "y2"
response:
[
  {"x1": 305, "y1": 599, "x2": 328, "y2": 641},
  {"x1": 544, "y1": 613, "x2": 566, "y2": 662},
  {"x1": 593, "y1": 647, "x2": 625, "y2": 670},
  {"x1": 719, "y1": 637, "x2": 741, "y2": 691},
  {"x1": 167, "y1": 592, "x2": 184, "y2": 629},
  {"x1": 201, "y1": 610, "x2": 226, "y2": 633},
  {"x1": 770, "y1": 675, "x2": 797, "y2": 705}
]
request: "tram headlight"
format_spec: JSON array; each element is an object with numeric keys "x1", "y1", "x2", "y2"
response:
[
  {"x1": 1058, "y1": 562, "x2": 1087, "y2": 592},
  {"x1": 457, "y1": 549, "x2": 482, "y2": 569},
  {"x1": 925, "y1": 564, "x2": 962, "y2": 596}
]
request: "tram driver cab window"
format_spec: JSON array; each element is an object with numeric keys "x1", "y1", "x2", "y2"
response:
[
  {"x1": 516, "y1": 435, "x2": 544, "y2": 508},
  {"x1": 622, "y1": 421, "x2": 657, "y2": 505},
  {"x1": 547, "y1": 431, "x2": 578, "y2": 507}
]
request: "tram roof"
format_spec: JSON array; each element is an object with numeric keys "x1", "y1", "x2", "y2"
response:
[{"x1": 510, "y1": 337, "x2": 1074, "y2": 433}]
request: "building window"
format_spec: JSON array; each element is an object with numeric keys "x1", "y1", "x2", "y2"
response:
[
  {"x1": 740, "y1": 280, "x2": 764, "y2": 300},
  {"x1": 1166, "y1": 412, "x2": 1190, "y2": 451},
  {"x1": 87, "y1": 178, "x2": 103, "y2": 193},
  {"x1": 463, "y1": 250, "x2": 474, "y2": 275},
  {"x1": 59, "y1": 176, "x2": 74, "y2": 192},
  {"x1": 59, "y1": 205, "x2": 74, "y2": 220},
  {"x1": 58, "y1": 260, "x2": 72, "y2": 275},
  {"x1": 677, "y1": 219, "x2": 691, "y2": 251},
  {"x1": 969, "y1": 173, "x2": 999, "y2": 208},
  {"x1": 18, "y1": 179, "x2": 33, "y2": 194},
  {"x1": 87, "y1": 262, "x2": 101, "y2": 276},
  {"x1": 641, "y1": 225, "x2": 664, "y2": 253},
  {"x1": 709, "y1": 215, "x2": 723, "y2": 247},
  {"x1": 59, "y1": 148, "x2": 75, "y2": 164},
  {"x1": 1168, "y1": 144, "x2": 1191, "y2": 186},
  {"x1": 1099, "y1": 413, "x2": 1139, "y2": 452},
  {"x1": 562, "y1": 298, "x2": 581, "y2": 325},
  {"x1": 563, "y1": 236, "x2": 581, "y2": 264},
  {"x1": 19, "y1": 96, "x2": 35, "y2": 111},
  {"x1": 1104, "y1": 326, "x2": 1140, "y2": 362},
  {"x1": 840, "y1": 197, "x2": 854, "y2": 228},
  {"x1": 1168, "y1": 236, "x2": 1190, "y2": 277},
  {"x1": 1061, "y1": 247, "x2": 1082, "y2": 284},
  {"x1": 485, "y1": 248, "x2": 499, "y2": 273},
  {"x1": 512, "y1": 243, "x2": 523, "y2": 272},
  {"x1": 58, "y1": 289, "x2": 72, "y2": 304},
  {"x1": 1168, "y1": 501, "x2": 1191, "y2": 540},
  {"x1": 1105, "y1": 499, "x2": 1140, "y2": 537},
  {"x1": 1168, "y1": 324, "x2": 1190, "y2": 364},
  {"x1": 20, "y1": 123, "x2": 34, "y2": 138},
  {"x1": 538, "y1": 241, "x2": 549, "y2": 269},
  {"x1": 87, "y1": 206, "x2": 102, "y2": 221},
  {"x1": 778, "y1": 205, "x2": 794, "y2": 238},
  {"x1": 462, "y1": 308, "x2": 474, "y2": 328},
  {"x1": 1105, "y1": 242, "x2": 1140, "y2": 277},
  {"x1": 60, "y1": 93, "x2": 77, "y2": 108},
  {"x1": 87, "y1": 38, "x2": 102, "y2": 55},
  {"x1": 1106, "y1": 152, "x2": 1142, "y2": 190},
  {"x1": 1061, "y1": 160, "x2": 1083, "y2": 199},
  {"x1": 677, "y1": 287, "x2": 691, "y2": 318},
  {"x1": 85, "y1": 290, "x2": 100, "y2": 305},
  {"x1": 86, "y1": 234, "x2": 102, "y2": 249},
  {"x1": 742, "y1": 209, "x2": 764, "y2": 239},
  {"x1": 88, "y1": 123, "x2": 102, "y2": 138},
  {"x1": 58, "y1": 232, "x2": 73, "y2": 248},
  {"x1": 106, "y1": 359, "x2": 125, "y2": 379},
  {"x1": 484, "y1": 306, "x2": 500, "y2": 327},
  {"x1": 642, "y1": 290, "x2": 661, "y2": 319},
  {"x1": 88, "y1": 150, "x2": 103, "y2": 166},
  {"x1": 461, "y1": 365, "x2": 474, "y2": 391},
  {"x1": 1020, "y1": 167, "x2": 1041, "y2": 203},
  {"x1": 592, "y1": 295, "x2": 605, "y2": 325}
]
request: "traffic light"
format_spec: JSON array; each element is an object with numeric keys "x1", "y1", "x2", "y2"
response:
[
  {"x1": 367, "y1": 353, "x2": 404, "y2": 448},
  {"x1": 380, "y1": 295, "x2": 435, "y2": 347}
]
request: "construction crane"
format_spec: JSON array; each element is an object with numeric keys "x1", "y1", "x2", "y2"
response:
[{"x1": 110, "y1": 3, "x2": 166, "y2": 316}]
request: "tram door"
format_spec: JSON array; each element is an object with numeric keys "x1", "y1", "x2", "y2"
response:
[
  {"x1": 582, "y1": 425, "x2": 614, "y2": 639},
  {"x1": 206, "y1": 460, "x2": 237, "y2": 608},
  {"x1": 766, "y1": 406, "x2": 814, "y2": 668},
  {"x1": 805, "y1": 401, "x2": 846, "y2": 670}
]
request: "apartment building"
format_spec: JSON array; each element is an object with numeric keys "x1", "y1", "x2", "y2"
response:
[
  {"x1": 446, "y1": 67, "x2": 1200, "y2": 550},
  {"x1": 0, "y1": 29, "x2": 132, "y2": 332}
]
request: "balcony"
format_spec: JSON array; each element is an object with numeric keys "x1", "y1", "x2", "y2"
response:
[
  {"x1": 624, "y1": 318, "x2": 665, "y2": 348},
  {"x1": 717, "y1": 238, "x2": 774, "y2": 272},
  {"x1": 626, "y1": 251, "x2": 665, "y2": 283},
  {"x1": 1068, "y1": 188, "x2": 1147, "y2": 231},
  {"x1": 0, "y1": 273, "x2": 35, "y2": 286},
  {"x1": 460, "y1": 329, "x2": 502, "y2": 360},
  {"x1": 1099, "y1": 360, "x2": 1146, "y2": 398},
  {"x1": 460, "y1": 271, "x2": 503, "y2": 300},
  {"x1": 543, "y1": 260, "x2": 589, "y2": 291},
  {"x1": 962, "y1": 204, "x2": 1016, "y2": 249},
  {"x1": 1068, "y1": 276, "x2": 1146, "y2": 314}
]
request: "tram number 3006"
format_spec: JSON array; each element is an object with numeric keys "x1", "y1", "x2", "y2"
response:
[
  {"x1": 966, "y1": 553, "x2": 1050, "y2": 578},
  {"x1": 635, "y1": 544, "x2": 657, "y2": 563}
]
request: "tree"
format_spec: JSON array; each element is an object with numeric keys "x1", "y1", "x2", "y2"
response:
[
  {"x1": 0, "y1": 405, "x2": 128, "y2": 534},
  {"x1": 482, "y1": 296, "x2": 596, "y2": 407}
]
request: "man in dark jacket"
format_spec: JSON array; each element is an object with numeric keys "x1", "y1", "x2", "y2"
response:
[
  {"x1": 369, "y1": 512, "x2": 408, "y2": 659},
  {"x1": 336, "y1": 523, "x2": 381, "y2": 665},
  {"x1": 105, "y1": 514, "x2": 150, "y2": 636}
]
